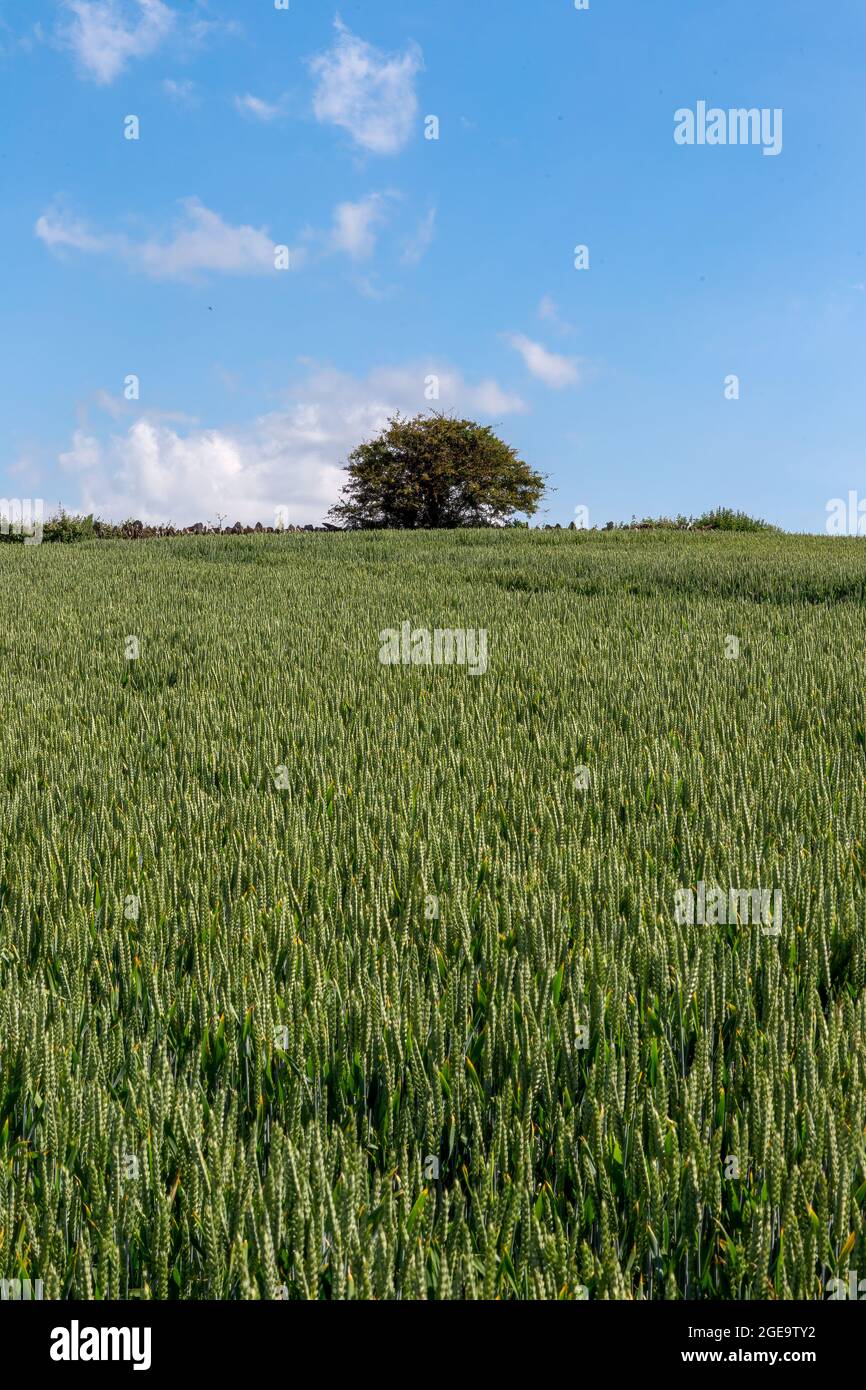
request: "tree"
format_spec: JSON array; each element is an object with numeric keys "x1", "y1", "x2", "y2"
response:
[{"x1": 328, "y1": 412, "x2": 546, "y2": 529}]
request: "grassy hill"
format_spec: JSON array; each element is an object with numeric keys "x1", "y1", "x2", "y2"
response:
[{"x1": 1, "y1": 529, "x2": 864, "y2": 1299}]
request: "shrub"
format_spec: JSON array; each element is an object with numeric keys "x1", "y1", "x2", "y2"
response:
[
  {"x1": 605, "y1": 509, "x2": 778, "y2": 533},
  {"x1": 42, "y1": 510, "x2": 100, "y2": 543},
  {"x1": 693, "y1": 506, "x2": 778, "y2": 532}
]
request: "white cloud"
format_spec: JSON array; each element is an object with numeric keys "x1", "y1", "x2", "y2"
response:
[
  {"x1": 401, "y1": 206, "x2": 436, "y2": 266},
  {"x1": 57, "y1": 362, "x2": 527, "y2": 525},
  {"x1": 309, "y1": 18, "x2": 422, "y2": 155},
  {"x1": 0, "y1": 18, "x2": 47, "y2": 57},
  {"x1": 466, "y1": 378, "x2": 528, "y2": 416},
  {"x1": 506, "y1": 333, "x2": 580, "y2": 389},
  {"x1": 89, "y1": 389, "x2": 197, "y2": 425},
  {"x1": 365, "y1": 364, "x2": 527, "y2": 418},
  {"x1": 350, "y1": 273, "x2": 393, "y2": 301},
  {"x1": 61, "y1": 430, "x2": 104, "y2": 472},
  {"x1": 329, "y1": 194, "x2": 389, "y2": 260},
  {"x1": 234, "y1": 93, "x2": 285, "y2": 122},
  {"x1": 35, "y1": 197, "x2": 302, "y2": 280},
  {"x1": 163, "y1": 77, "x2": 197, "y2": 106},
  {"x1": 37, "y1": 191, "x2": 407, "y2": 279},
  {"x1": 35, "y1": 205, "x2": 107, "y2": 254},
  {"x1": 58, "y1": 0, "x2": 176, "y2": 85},
  {"x1": 93, "y1": 388, "x2": 130, "y2": 420},
  {"x1": 123, "y1": 200, "x2": 284, "y2": 277},
  {"x1": 7, "y1": 453, "x2": 39, "y2": 480},
  {"x1": 537, "y1": 295, "x2": 574, "y2": 334},
  {"x1": 187, "y1": 14, "x2": 240, "y2": 46}
]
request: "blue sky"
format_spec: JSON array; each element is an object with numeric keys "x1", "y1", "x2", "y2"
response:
[{"x1": 1, "y1": 0, "x2": 864, "y2": 530}]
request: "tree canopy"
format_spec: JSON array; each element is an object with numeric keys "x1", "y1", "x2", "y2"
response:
[{"x1": 328, "y1": 412, "x2": 546, "y2": 529}]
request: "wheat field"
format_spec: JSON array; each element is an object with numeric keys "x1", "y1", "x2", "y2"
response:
[{"x1": 1, "y1": 529, "x2": 864, "y2": 1299}]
